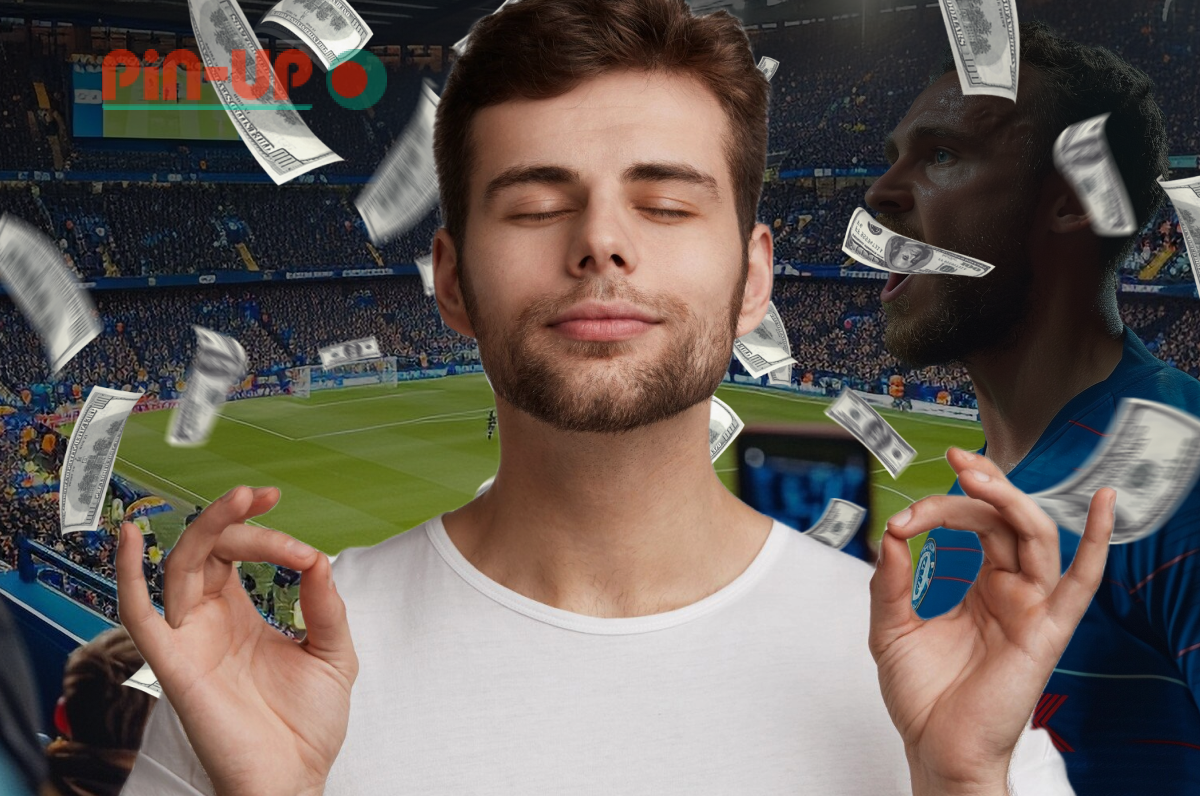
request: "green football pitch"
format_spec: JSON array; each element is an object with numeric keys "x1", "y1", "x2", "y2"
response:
[{"x1": 112, "y1": 374, "x2": 984, "y2": 567}]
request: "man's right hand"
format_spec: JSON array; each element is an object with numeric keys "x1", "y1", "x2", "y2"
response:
[{"x1": 116, "y1": 486, "x2": 359, "y2": 796}]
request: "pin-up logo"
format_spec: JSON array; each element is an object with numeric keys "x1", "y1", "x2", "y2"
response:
[
  {"x1": 911, "y1": 537, "x2": 937, "y2": 610},
  {"x1": 100, "y1": 48, "x2": 386, "y2": 111}
]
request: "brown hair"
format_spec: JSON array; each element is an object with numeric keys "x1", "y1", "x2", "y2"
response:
[
  {"x1": 61, "y1": 626, "x2": 153, "y2": 749},
  {"x1": 434, "y1": 0, "x2": 771, "y2": 263}
]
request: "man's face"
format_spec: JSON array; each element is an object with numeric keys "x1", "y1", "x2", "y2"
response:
[
  {"x1": 446, "y1": 69, "x2": 757, "y2": 434},
  {"x1": 865, "y1": 71, "x2": 1045, "y2": 367}
]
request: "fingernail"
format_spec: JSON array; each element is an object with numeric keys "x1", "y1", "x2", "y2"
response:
[
  {"x1": 888, "y1": 508, "x2": 912, "y2": 528},
  {"x1": 876, "y1": 536, "x2": 886, "y2": 567},
  {"x1": 967, "y1": 469, "x2": 991, "y2": 482},
  {"x1": 327, "y1": 555, "x2": 336, "y2": 590}
]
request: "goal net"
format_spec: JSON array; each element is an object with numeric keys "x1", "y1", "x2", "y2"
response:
[{"x1": 288, "y1": 356, "x2": 397, "y2": 397}]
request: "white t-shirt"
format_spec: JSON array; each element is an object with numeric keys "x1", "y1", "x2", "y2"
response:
[{"x1": 122, "y1": 515, "x2": 1073, "y2": 795}]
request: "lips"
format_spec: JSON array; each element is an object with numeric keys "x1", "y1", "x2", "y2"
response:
[{"x1": 881, "y1": 272, "x2": 913, "y2": 302}]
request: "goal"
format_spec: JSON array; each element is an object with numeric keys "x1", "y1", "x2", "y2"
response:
[{"x1": 288, "y1": 356, "x2": 398, "y2": 398}]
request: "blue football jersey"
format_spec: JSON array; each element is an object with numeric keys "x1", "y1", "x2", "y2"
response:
[{"x1": 915, "y1": 327, "x2": 1200, "y2": 794}]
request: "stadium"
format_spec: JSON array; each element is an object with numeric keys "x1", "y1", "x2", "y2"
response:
[{"x1": 0, "y1": 0, "x2": 1196, "y2": 791}]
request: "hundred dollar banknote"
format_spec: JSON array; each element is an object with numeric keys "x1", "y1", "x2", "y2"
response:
[
  {"x1": 319, "y1": 335, "x2": 381, "y2": 370},
  {"x1": 189, "y1": 0, "x2": 342, "y2": 184},
  {"x1": 1157, "y1": 175, "x2": 1200, "y2": 295},
  {"x1": 1053, "y1": 113, "x2": 1136, "y2": 236},
  {"x1": 452, "y1": 0, "x2": 524, "y2": 56},
  {"x1": 803, "y1": 498, "x2": 867, "y2": 551},
  {"x1": 122, "y1": 662, "x2": 162, "y2": 699},
  {"x1": 1031, "y1": 398, "x2": 1200, "y2": 544},
  {"x1": 756, "y1": 56, "x2": 779, "y2": 82},
  {"x1": 936, "y1": 0, "x2": 1020, "y2": 102},
  {"x1": 0, "y1": 214, "x2": 101, "y2": 376},
  {"x1": 256, "y1": 0, "x2": 372, "y2": 72},
  {"x1": 767, "y1": 364, "x2": 792, "y2": 387},
  {"x1": 355, "y1": 79, "x2": 440, "y2": 245},
  {"x1": 60, "y1": 387, "x2": 144, "y2": 534},
  {"x1": 842, "y1": 207, "x2": 994, "y2": 277},
  {"x1": 824, "y1": 389, "x2": 916, "y2": 478},
  {"x1": 167, "y1": 326, "x2": 248, "y2": 447},
  {"x1": 734, "y1": 301, "x2": 797, "y2": 378},
  {"x1": 415, "y1": 253, "x2": 435, "y2": 296},
  {"x1": 709, "y1": 395, "x2": 744, "y2": 464}
]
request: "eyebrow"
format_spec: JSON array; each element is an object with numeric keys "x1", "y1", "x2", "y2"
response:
[
  {"x1": 481, "y1": 161, "x2": 721, "y2": 207},
  {"x1": 883, "y1": 124, "x2": 971, "y2": 163}
]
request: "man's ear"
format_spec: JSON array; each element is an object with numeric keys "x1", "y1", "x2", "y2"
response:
[
  {"x1": 432, "y1": 229, "x2": 476, "y2": 338},
  {"x1": 735, "y1": 222, "x2": 775, "y2": 339},
  {"x1": 1045, "y1": 172, "x2": 1092, "y2": 235}
]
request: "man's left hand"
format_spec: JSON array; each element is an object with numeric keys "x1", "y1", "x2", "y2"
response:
[{"x1": 869, "y1": 447, "x2": 1114, "y2": 795}]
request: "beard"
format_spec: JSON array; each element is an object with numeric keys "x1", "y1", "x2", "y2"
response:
[
  {"x1": 460, "y1": 253, "x2": 746, "y2": 434},
  {"x1": 877, "y1": 202, "x2": 1036, "y2": 368}
]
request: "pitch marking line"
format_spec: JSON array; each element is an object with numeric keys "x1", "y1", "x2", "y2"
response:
[
  {"x1": 298, "y1": 408, "x2": 493, "y2": 440},
  {"x1": 292, "y1": 389, "x2": 445, "y2": 409},
  {"x1": 727, "y1": 385, "x2": 981, "y2": 431},
  {"x1": 220, "y1": 415, "x2": 297, "y2": 441},
  {"x1": 115, "y1": 456, "x2": 266, "y2": 528}
]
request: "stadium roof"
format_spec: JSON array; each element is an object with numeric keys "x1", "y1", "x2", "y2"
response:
[{"x1": 0, "y1": 0, "x2": 789, "y2": 47}]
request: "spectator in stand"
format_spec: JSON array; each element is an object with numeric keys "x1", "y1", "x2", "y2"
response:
[{"x1": 42, "y1": 626, "x2": 155, "y2": 796}]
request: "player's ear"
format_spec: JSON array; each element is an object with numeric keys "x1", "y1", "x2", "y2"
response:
[
  {"x1": 1045, "y1": 171, "x2": 1090, "y2": 235},
  {"x1": 735, "y1": 223, "x2": 774, "y2": 339},
  {"x1": 432, "y1": 229, "x2": 476, "y2": 338}
]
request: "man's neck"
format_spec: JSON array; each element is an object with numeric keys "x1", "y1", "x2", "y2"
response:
[
  {"x1": 442, "y1": 399, "x2": 773, "y2": 618},
  {"x1": 964, "y1": 291, "x2": 1125, "y2": 474}
]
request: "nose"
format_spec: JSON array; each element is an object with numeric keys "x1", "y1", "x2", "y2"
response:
[
  {"x1": 570, "y1": 197, "x2": 637, "y2": 278},
  {"x1": 864, "y1": 164, "x2": 914, "y2": 216}
]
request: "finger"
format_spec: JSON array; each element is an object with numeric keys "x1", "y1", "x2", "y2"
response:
[
  {"x1": 1049, "y1": 487, "x2": 1114, "y2": 628},
  {"x1": 868, "y1": 531, "x2": 922, "y2": 661},
  {"x1": 886, "y1": 494, "x2": 1020, "y2": 573},
  {"x1": 163, "y1": 486, "x2": 277, "y2": 626},
  {"x1": 948, "y1": 449, "x2": 1061, "y2": 590},
  {"x1": 115, "y1": 522, "x2": 172, "y2": 664},
  {"x1": 297, "y1": 553, "x2": 358, "y2": 681},
  {"x1": 206, "y1": 523, "x2": 320, "y2": 583}
]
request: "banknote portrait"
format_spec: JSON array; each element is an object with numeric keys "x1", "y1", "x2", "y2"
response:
[{"x1": 883, "y1": 237, "x2": 934, "y2": 272}]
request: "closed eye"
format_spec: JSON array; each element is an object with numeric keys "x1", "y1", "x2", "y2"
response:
[{"x1": 516, "y1": 208, "x2": 692, "y2": 221}]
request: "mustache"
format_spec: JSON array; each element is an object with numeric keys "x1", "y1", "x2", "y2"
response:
[{"x1": 874, "y1": 212, "x2": 924, "y2": 243}]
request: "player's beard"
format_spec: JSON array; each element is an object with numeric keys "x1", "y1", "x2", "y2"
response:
[
  {"x1": 460, "y1": 252, "x2": 747, "y2": 434},
  {"x1": 877, "y1": 195, "x2": 1036, "y2": 368}
]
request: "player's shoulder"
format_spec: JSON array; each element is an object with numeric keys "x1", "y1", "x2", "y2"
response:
[
  {"x1": 1118, "y1": 354, "x2": 1200, "y2": 413},
  {"x1": 328, "y1": 516, "x2": 442, "y2": 594},
  {"x1": 767, "y1": 519, "x2": 875, "y2": 600}
]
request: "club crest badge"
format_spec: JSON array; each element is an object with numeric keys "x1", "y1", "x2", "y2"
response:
[{"x1": 912, "y1": 537, "x2": 937, "y2": 610}]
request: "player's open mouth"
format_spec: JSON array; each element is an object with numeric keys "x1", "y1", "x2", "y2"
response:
[{"x1": 881, "y1": 273, "x2": 913, "y2": 303}]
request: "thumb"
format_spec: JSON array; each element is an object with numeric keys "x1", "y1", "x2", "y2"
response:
[
  {"x1": 297, "y1": 553, "x2": 358, "y2": 680},
  {"x1": 868, "y1": 530, "x2": 921, "y2": 661}
]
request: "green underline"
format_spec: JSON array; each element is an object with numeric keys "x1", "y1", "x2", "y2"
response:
[{"x1": 102, "y1": 104, "x2": 312, "y2": 110}]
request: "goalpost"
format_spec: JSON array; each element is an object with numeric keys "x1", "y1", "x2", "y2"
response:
[{"x1": 288, "y1": 356, "x2": 398, "y2": 398}]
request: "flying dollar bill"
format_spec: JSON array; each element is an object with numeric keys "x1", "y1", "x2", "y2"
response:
[
  {"x1": 734, "y1": 301, "x2": 797, "y2": 378},
  {"x1": 802, "y1": 498, "x2": 867, "y2": 551},
  {"x1": 355, "y1": 79, "x2": 440, "y2": 245},
  {"x1": 767, "y1": 364, "x2": 791, "y2": 387},
  {"x1": 756, "y1": 56, "x2": 779, "y2": 82},
  {"x1": 319, "y1": 335, "x2": 380, "y2": 370},
  {"x1": 1157, "y1": 175, "x2": 1200, "y2": 295},
  {"x1": 452, "y1": 0, "x2": 524, "y2": 56},
  {"x1": 842, "y1": 207, "x2": 994, "y2": 277},
  {"x1": 825, "y1": 389, "x2": 916, "y2": 479},
  {"x1": 167, "y1": 326, "x2": 249, "y2": 447},
  {"x1": 60, "y1": 387, "x2": 144, "y2": 534},
  {"x1": 936, "y1": 0, "x2": 1020, "y2": 102},
  {"x1": 122, "y1": 662, "x2": 162, "y2": 699},
  {"x1": 189, "y1": 0, "x2": 342, "y2": 184},
  {"x1": 1030, "y1": 398, "x2": 1200, "y2": 544},
  {"x1": 0, "y1": 213, "x2": 102, "y2": 376},
  {"x1": 256, "y1": 0, "x2": 372, "y2": 72},
  {"x1": 415, "y1": 253, "x2": 435, "y2": 296},
  {"x1": 1053, "y1": 113, "x2": 1137, "y2": 236},
  {"x1": 709, "y1": 395, "x2": 744, "y2": 464}
]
